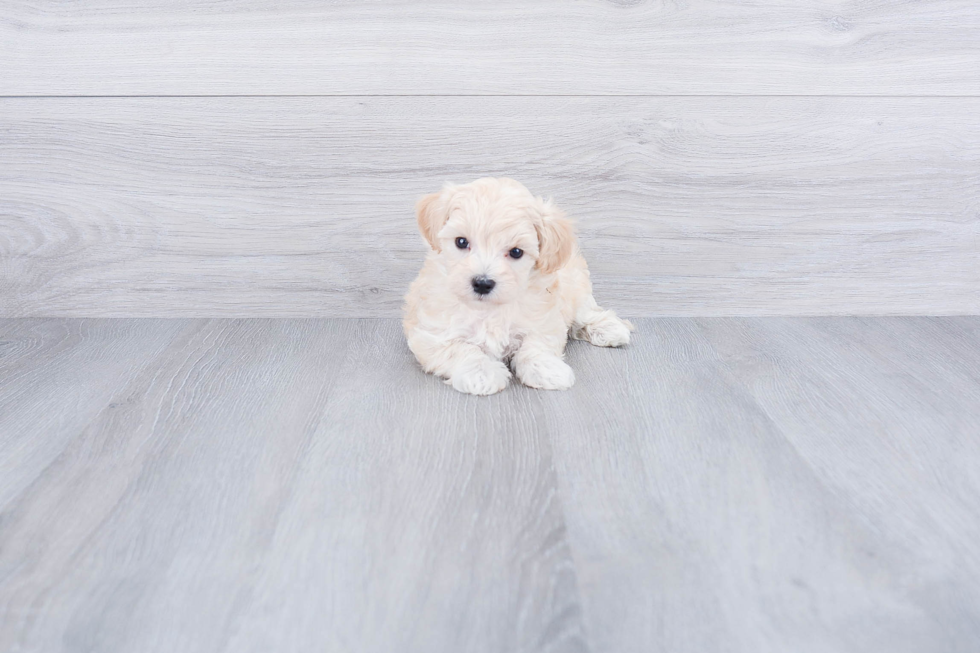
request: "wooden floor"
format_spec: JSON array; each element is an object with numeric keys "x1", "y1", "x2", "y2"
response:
[{"x1": 2, "y1": 317, "x2": 978, "y2": 653}]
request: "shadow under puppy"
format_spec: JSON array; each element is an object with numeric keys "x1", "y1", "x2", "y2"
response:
[{"x1": 403, "y1": 178, "x2": 633, "y2": 395}]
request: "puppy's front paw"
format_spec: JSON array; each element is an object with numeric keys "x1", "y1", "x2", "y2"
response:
[
  {"x1": 450, "y1": 357, "x2": 511, "y2": 395},
  {"x1": 586, "y1": 315, "x2": 633, "y2": 348},
  {"x1": 516, "y1": 355, "x2": 575, "y2": 391}
]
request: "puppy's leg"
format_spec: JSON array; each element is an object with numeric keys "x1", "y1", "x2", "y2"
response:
[
  {"x1": 512, "y1": 335, "x2": 575, "y2": 391},
  {"x1": 447, "y1": 346, "x2": 511, "y2": 395},
  {"x1": 560, "y1": 256, "x2": 634, "y2": 348},
  {"x1": 409, "y1": 335, "x2": 510, "y2": 395},
  {"x1": 572, "y1": 300, "x2": 634, "y2": 348}
]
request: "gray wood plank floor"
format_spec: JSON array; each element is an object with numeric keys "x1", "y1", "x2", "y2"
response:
[
  {"x1": 3, "y1": 97, "x2": 978, "y2": 317},
  {"x1": 1, "y1": 317, "x2": 978, "y2": 653},
  {"x1": 2, "y1": 1, "x2": 978, "y2": 95}
]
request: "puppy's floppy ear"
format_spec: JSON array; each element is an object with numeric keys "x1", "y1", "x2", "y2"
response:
[
  {"x1": 416, "y1": 191, "x2": 449, "y2": 251},
  {"x1": 534, "y1": 200, "x2": 576, "y2": 275}
]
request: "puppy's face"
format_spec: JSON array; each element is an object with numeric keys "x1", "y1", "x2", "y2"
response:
[{"x1": 416, "y1": 178, "x2": 574, "y2": 307}]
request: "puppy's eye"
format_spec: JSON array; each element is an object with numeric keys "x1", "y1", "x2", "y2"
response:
[
  {"x1": 509, "y1": 247, "x2": 524, "y2": 259},
  {"x1": 455, "y1": 237, "x2": 469, "y2": 249}
]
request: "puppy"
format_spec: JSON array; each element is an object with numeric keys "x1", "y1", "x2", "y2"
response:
[{"x1": 403, "y1": 178, "x2": 633, "y2": 395}]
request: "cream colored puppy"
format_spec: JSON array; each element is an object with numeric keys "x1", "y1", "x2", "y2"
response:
[{"x1": 403, "y1": 178, "x2": 633, "y2": 395}]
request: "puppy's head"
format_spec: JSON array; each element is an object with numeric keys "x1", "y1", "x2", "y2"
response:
[{"x1": 416, "y1": 178, "x2": 575, "y2": 306}]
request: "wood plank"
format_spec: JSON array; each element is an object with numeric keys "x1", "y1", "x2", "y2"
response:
[
  {"x1": 3, "y1": 317, "x2": 979, "y2": 651},
  {"x1": 544, "y1": 317, "x2": 980, "y2": 652},
  {"x1": 0, "y1": 318, "x2": 191, "y2": 505},
  {"x1": 0, "y1": 319, "x2": 586, "y2": 652},
  {"x1": 1, "y1": 1, "x2": 978, "y2": 95},
  {"x1": 2, "y1": 97, "x2": 977, "y2": 317}
]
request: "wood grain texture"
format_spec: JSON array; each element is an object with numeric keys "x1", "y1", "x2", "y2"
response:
[
  {"x1": 543, "y1": 317, "x2": 980, "y2": 652},
  {"x1": 1, "y1": 1, "x2": 978, "y2": 96},
  {"x1": 1, "y1": 317, "x2": 979, "y2": 652},
  {"x1": 0, "y1": 318, "x2": 586, "y2": 653},
  {"x1": 2, "y1": 97, "x2": 978, "y2": 317}
]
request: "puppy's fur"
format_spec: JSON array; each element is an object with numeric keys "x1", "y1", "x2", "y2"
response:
[{"x1": 403, "y1": 178, "x2": 633, "y2": 395}]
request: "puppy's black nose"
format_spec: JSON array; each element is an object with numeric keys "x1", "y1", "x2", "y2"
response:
[{"x1": 471, "y1": 276, "x2": 496, "y2": 296}]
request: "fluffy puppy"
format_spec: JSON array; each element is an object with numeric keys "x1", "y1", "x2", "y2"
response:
[{"x1": 403, "y1": 177, "x2": 633, "y2": 395}]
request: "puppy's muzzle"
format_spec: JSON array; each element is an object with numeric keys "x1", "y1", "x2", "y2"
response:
[{"x1": 471, "y1": 276, "x2": 496, "y2": 296}]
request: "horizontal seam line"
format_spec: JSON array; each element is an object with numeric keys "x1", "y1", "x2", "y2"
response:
[{"x1": 2, "y1": 94, "x2": 980, "y2": 99}]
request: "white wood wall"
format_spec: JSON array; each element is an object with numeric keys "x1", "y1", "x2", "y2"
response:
[{"x1": 2, "y1": 1, "x2": 978, "y2": 317}]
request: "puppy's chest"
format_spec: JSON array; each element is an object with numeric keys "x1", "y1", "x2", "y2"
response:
[{"x1": 458, "y1": 314, "x2": 524, "y2": 360}]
